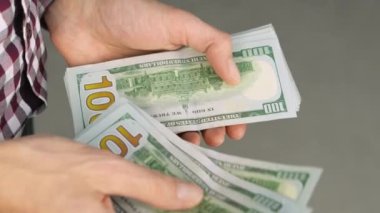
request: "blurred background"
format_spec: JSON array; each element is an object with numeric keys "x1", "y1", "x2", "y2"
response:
[{"x1": 36, "y1": 1, "x2": 380, "y2": 212}]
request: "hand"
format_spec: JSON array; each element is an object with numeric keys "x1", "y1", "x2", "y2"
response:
[
  {"x1": 0, "y1": 135, "x2": 203, "y2": 212},
  {"x1": 44, "y1": 0, "x2": 247, "y2": 147}
]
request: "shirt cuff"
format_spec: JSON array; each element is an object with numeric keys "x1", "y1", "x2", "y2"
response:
[
  {"x1": 38, "y1": 0, "x2": 54, "y2": 30},
  {"x1": 39, "y1": 0, "x2": 54, "y2": 14}
]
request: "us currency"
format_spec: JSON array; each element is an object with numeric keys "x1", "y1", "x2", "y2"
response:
[
  {"x1": 76, "y1": 103, "x2": 264, "y2": 213},
  {"x1": 131, "y1": 101, "x2": 320, "y2": 205},
  {"x1": 119, "y1": 100, "x2": 310, "y2": 212},
  {"x1": 196, "y1": 148, "x2": 322, "y2": 206},
  {"x1": 65, "y1": 24, "x2": 300, "y2": 135},
  {"x1": 129, "y1": 100, "x2": 318, "y2": 209},
  {"x1": 76, "y1": 101, "x2": 306, "y2": 213}
]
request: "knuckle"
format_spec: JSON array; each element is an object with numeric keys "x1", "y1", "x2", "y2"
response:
[
  {"x1": 148, "y1": 171, "x2": 178, "y2": 194},
  {"x1": 217, "y1": 33, "x2": 232, "y2": 48},
  {"x1": 167, "y1": 7, "x2": 194, "y2": 22},
  {"x1": 166, "y1": 8, "x2": 198, "y2": 46},
  {"x1": 220, "y1": 33, "x2": 231, "y2": 42}
]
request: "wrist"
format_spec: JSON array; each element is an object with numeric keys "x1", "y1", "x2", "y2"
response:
[
  {"x1": 44, "y1": 0, "x2": 69, "y2": 35},
  {"x1": 43, "y1": 0, "x2": 108, "y2": 66},
  {"x1": 39, "y1": 0, "x2": 55, "y2": 29}
]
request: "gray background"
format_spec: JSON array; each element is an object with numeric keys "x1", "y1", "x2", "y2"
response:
[{"x1": 35, "y1": 1, "x2": 380, "y2": 212}]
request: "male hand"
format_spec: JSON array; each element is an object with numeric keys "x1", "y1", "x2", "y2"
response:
[
  {"x1": 0, "y1": 135, "x2": 203, "y2": 212},
  {"x1": 45, "y1": 0, "x2": 247, "y2": 147}
]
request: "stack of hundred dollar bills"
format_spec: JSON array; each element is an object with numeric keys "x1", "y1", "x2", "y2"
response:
[{"x1": 65, "y1": 25, "x2": 322, "y2": 212}]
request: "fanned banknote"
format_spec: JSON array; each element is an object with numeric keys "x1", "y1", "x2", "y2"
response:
[
  {"x1": 76, "y1": 105, "x2": 262, "y2": 213},
  {"x1": 65, "y1": 24, "x2": 300, "y2": 135},
  {"x1": 129, "y1": 99, "x2": 320, "y2": 209},
  {"x1": 197, "y1": 148, "x2": 322, "y2": 205},
  {"x1": 76, "y1": 101, "x2": 307, "y2": 213},
  {"x1": 130, "y1": 100, "x2": 321, "y2": 205}
]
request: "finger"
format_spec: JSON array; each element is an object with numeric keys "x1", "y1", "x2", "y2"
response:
[
  {"x1": 101, "y1": 196, "x2": 115, "y2": 212},
  {"x1": 201, "y1": 127, "x2": 226, "y2": 147},
  {"x1": 88, "y1": 160, "x2": 203, "y2": 211},
  {"x1": 167, "y1": 10, "x2": 240, "y2": 85},
  {"x1": 178, "y1": 132, "x2": 201, "y2": 145},
  {"x1": 61, "y1": 194, "x2": 114, "y2": 213},
  {"x1": 226, "y1": 124, "x2": 247, "y2": 140}
]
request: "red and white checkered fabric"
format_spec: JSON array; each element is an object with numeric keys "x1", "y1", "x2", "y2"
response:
[{"x1": 0, "y1": 0, "x2": 52, "y2": 140}]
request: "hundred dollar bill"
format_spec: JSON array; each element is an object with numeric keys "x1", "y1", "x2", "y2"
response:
[
  {"x1": 76, "y1": 101, "x2": 305, "y2": 213},
  {"x1": 133, "y1": 102, "x2": 311, "y2": 202},
  {"x1": 197, "y1": 148, "x2": 322, "y2": 205},
  {"x1": 65, "y1": 24, "x2": 300, "y2": 135},
  {"x1": 132, "y1": 100, "x2": 319, "y2": 207},
  {"x1": 112, "y1": 199, "x2": 127, "y2": 213},
  {"x1": 117, "y1": 99, "x2": 307, "y2": 213},
  {"x1": 76, "y1": 103, "x2": 268, "y2": 213}
]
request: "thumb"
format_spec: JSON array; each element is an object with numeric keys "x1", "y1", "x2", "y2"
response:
[
  {"x1": 167, "y1": 9, "x2": 240, "y2": 85},
  {"x1": 89, "y1": 159, "x2": 204, "y2": 211}
]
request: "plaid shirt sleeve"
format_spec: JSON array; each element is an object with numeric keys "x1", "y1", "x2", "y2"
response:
[
  {"x1": 37, "y1": 0, "x2": 54, "y2": 16},
  {"x1": 0, "y1": 0, "x2": 53, "y2": 140}
]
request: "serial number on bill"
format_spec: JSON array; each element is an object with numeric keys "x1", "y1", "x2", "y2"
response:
[{"x1": 152, "y1": 107, "x2": 215, "y2": 118}]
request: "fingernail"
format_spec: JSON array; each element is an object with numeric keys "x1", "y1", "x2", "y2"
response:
[
  {"x1": 214, "y1": 135, "x2": 225, "y2": 147},
  {"x1": 230, "y1": 126, "x2": 246, "y2": 140},
  {"x1": 227, "y1": 59, "x2": 240, "y2": 85},
  {"x1": 235, "y1": 131, "x2": 245, "y2": 140},
  {"x1": 177, "y1": 182, "x2": 203, "y2": 203}
]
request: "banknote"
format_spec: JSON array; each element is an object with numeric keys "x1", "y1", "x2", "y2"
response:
[
  {"x1": 112, "y1": 199, "x2": 127, "y2": 213},
  {"x1": 116, "y1": 99, "x2": 307, "y2": 212},
  {"x1": 131, "y1": 101, "x2": 320, "y2": 204},
  {"x1": 128, "y1": 100, "x2": 317, "y2": 210},
  {"x1": 76, "y1": 103, "x2": 263, "y2": 213},
  {"x1": 65, "y1": 24, "x2": 300, "y2": 135},
  {"x1": 76, "y1": 101, "x2": 305, "y2": 213},
  {"x1": 197, "y1": 148, "x2": 322, "y2": 205}
]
